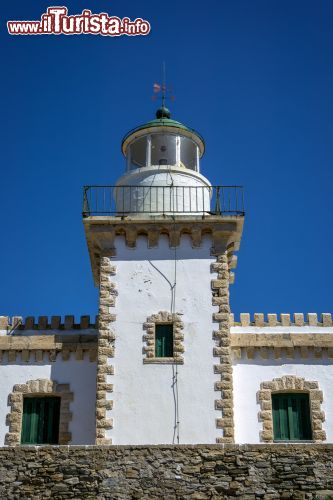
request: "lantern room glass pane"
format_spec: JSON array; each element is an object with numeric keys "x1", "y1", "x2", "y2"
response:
[
  {"x1": 180, "y1": 136, "x2": 198, "y2": 171},
  {"x1": 129, "y1": 137, "x2": 147, "y2": 169},
  {"x1": 151, "y1": 134, "x2": 177, "y2": 166}
]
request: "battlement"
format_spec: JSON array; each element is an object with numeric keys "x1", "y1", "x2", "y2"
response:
[
  {"x1": 230, "y1": 312, "x2": 333, "y2": 327},
  {"x1": 0, "y1": 315, "x2": 98, "y2": 332},
  {"x1": 2, "y1": 313, "x2": 333, "y2": 330}
]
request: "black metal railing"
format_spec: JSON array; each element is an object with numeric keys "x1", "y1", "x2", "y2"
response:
[{"x1": 82, "y1": 185, "x2": 244, "y2": 216}]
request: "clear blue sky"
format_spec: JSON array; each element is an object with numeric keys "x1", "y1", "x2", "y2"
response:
[{"x1": 1, "y1": 1, "x2": 332, "y2": 320}]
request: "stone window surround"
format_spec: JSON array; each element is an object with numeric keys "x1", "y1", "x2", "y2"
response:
[
  {"x1": 5, "y1": 378, "x2": 74, "y2": 446},
  {"x1": 257, "y1": 375, "x2": 326, "y2": 443},
  {"x1": 143, "y1": 311, "x2": 184, "y2": 364}
]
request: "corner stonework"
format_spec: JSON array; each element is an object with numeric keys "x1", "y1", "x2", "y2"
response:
[
  {"x1": 257, "y1": 375, "x2": 326, "y2": 442},
  {"x1": 5, "y1": 379, "x2": 73, "y2": 446},
  {"x1": 95, "y1": 256, "x2": 117, "y2": 445},
  {"x1": 212, "y1": 251, "x2": 234, "y2": 443}
]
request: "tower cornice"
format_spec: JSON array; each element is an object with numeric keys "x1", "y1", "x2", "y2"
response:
[{"x1": 83, "y1": 215, "x2": 244, "y2": 286}]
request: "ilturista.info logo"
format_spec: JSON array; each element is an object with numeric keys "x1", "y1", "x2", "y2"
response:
[{"x1": 7, "y1": 6, "x2": 151, "y2": 36}]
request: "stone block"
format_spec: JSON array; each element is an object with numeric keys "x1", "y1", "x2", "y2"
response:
[
  {"x1": 8, "y1": 351, "x2": 16, "y2": 362},
  {"x1": 267, "y1": 314, "x2": 277, "y2": 326},
  {"x1": 321, "y1": 313, "x2": 332, "y2": 326},
  {"x1": 51, "y1": 316, "x2": 61, "y2": 329},
  {"x1": 313, "y1": 430, "x2": 327, "y2": 441},
  {"x1": 311, "y1": 390, "x2": 323, "y2": 402},
  {"x1": 307, "y1": 313, "x2": 318, "y2": 326},
  {"x1": 260, "y1": 430, "x2": 273, "y2": 441},
  {"x1": 254, "y1": 313, "x2": 264, "y2": 326},
  {"x1": 211, "y1": 280, "x2": 226, "y2": 289},
  {"x1": 80, "y1": 315, "x2": 90, "y2": 328},
  {"x1": 258, "y1": 390, "x2": 271, "y2": 401},
  {"x1": 246, "y1": 347, "x2": 255, "y2": 359},
  {"x1": 38, "y1": 316, "x2": 48, "y2": 329},
  {"x1": 0, "y1": 316, "x2": 8, "y2": 329},
  {"x1": 240, "y1": 313, "x2": 250, "y2": 326},
  {"x1": 280, "y1": 314, "x2": 290, "y2": 326},
  {"x1": 64, "y1": 315, "x2": 74, "y2": 330},
  {"x1": 273, "y1": 347, "x2": 281, "y2": 359},
  {"x1": 294, "y1": 313, "x2": 304, "y2": 326},
  {"x1": 213, "y1": 313, "x2": 230, "y2": 322},
  {"x1": 21, "y1": 350, "x2": 30, "y2": 362},
  {"x1": 259, "y1": 410, "x2": 271, "y2": 421},
  {"x1": 61, "y1": 350, "x2": 70, "y2": 361}
]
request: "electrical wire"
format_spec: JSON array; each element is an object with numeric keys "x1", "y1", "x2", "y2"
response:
[{"x1": 165, "y1": 167, "x2": 181, "y2": 445}]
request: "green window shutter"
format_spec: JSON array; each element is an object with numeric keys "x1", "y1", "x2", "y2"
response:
[
  {"x1": 272, "y1": 393, "x2": 312, "y2": 441},
  {"x1": 21, "y1": 397, "x2": 60, "y2": 445},
  {"x1": 155, "y1": 324, "x2": 173, "y2": 357}
]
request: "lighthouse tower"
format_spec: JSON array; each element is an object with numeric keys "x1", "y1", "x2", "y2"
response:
[{"x1": 83, "y1": 106, "x2": 244, "y2": 445}]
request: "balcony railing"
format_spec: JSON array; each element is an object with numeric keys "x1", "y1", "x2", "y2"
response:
[{"x1": 82, "y1": 185, "x2": 245, "y2": 217}]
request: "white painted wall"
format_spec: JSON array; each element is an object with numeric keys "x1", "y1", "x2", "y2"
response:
[
  {"x1": 233, "y1": 353, "x2": 333, "y2": 443},
  {"x1": 115, "y1": 165, "x2": 211, "y2": 214},
  {"x1": 0, "y1": 354, "x2": 97, "y2": 445},
  {"x1": 109, "y1": 234, "x2": 219, "y2": 445}
]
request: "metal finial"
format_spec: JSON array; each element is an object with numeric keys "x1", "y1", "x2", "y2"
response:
[{"x1": 152, "y1": 62, "x2": 175, "y2": 117}]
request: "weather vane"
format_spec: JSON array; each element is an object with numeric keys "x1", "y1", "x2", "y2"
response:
[{"x1": 152, "y1": 62, "x2": 175, "y2": 108}]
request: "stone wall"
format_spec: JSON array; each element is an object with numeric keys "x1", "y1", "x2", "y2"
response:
[{"x1": 0, "y1": 445, "x2": 332, "y2": 499}]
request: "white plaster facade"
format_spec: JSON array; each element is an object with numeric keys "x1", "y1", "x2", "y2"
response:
[
  {"x1": 233, "y1": 353, "x2": 333, "y2": 444},
  {"x1": 107, "y1": 234, "x2": 219, "y2": 444},
  {"x1": 0, "y1": 354, "x2": 97, "y2": 445}
]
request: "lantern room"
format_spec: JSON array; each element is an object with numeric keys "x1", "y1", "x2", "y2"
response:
[
  {"x1": 115, "y1": 107, "x2": 212, "y2": 215},
  {"x1": 121, "y1": 107, "x2": 204, "y2": 172}
]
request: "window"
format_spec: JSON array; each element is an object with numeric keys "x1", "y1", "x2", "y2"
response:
[
  {"x1": 143, "y1": 312, "x2": 184, "y2": 364},
  {"x1": 272, "y1": 393, "x2": 312, "y2": 441},
  {"x1": 128, "y1": 137, "x2": 147, "y2": 169},
  {"x1": 151, "y1": 134, "x2": 177, "y2": 167},
  {"x1": 21, "y1": 396, "x2": 61, "y2": 445},
  {"x1": 155, "y1": 324, "x2": 173, "y2": 357},
  {"x1": 179, "y1": 136, "x2": 198, "y2": 171}
]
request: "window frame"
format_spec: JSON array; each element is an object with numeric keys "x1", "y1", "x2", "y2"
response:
[
  {"x1": 154, "y1": 322, "x2": 174, "y2": 358},
  {"x1": 21, "y1": 395, "x2": 61, "y2": 445},
  {"x1": 143, "y1": 311, "x2": 184, "y2": 365},
  {"x1": 272, "y1": 392, "x2": 312, "y2": 442},
  {"x1": 126, "y1": 133, "x2": 200, "y2": 172},
  {"x1": 257, "y1": 376, "x2": 326, "y2": 443},
  {"x1": 6, "y1": 379, "x2": 73, "y2": 447}
]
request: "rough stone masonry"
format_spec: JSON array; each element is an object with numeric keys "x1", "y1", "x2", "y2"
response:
[{"x1": 0, "y1": 444, "x2": 333, "y2": 499}]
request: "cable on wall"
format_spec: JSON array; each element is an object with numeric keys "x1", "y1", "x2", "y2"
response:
[{"x1": 166, "y1": 168, "x2": 181, "y2": 445}]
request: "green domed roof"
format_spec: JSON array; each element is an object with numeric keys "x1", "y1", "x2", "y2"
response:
[{"x1": 121, "y1": 108, "x2": 205, "y2": 156}]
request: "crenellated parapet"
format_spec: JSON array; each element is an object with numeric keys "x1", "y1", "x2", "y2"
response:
[
  {"x1": 229, "y1": 313, "x2": 333, "y2": 360},
  {"x1": 230, "y1": 312, "x2": 333, "y2": 327},
  {"x1": 0, "y1": 315, "x2": 98, "y2": 332},
  {"x1": 0, "y1": 315, "x2": 98, "y2": 361}
]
